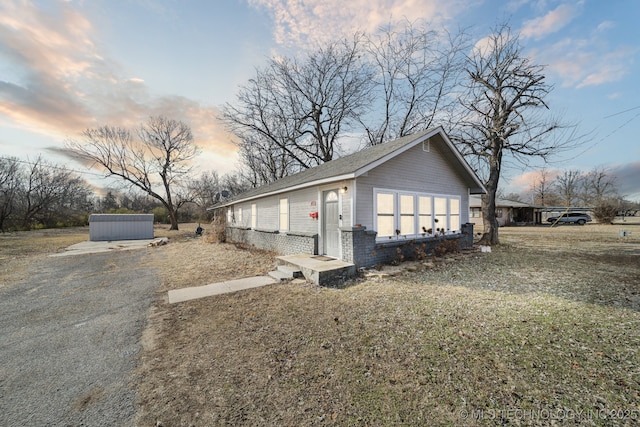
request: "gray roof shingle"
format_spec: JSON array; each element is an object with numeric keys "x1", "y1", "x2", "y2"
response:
[{"x1": 221, "y1": 127, "x2": 484, "y2": 206}]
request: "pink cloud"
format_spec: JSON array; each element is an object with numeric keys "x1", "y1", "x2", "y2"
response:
[
  {"x1": 246, "y1": 0, "x2": 470, "y2": 47},
  {"x1": 520, "y1": 3, "x2": 581, "y2": 40},
  {"x1": 0, "y1": 1, "x2": 236, "y2": 173},
  {"x1": 509, "y1": 169, "x2": 562, "y2": 192}
]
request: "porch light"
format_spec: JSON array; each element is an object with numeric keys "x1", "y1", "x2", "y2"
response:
[{"x1": 340, "y1": 186, "x2": 348, "y2": 194}]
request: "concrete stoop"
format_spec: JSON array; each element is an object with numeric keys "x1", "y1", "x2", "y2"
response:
[
  {"x1": 268, "y1": 265, "x2": 304, "y2": 281},
  {"x1": 275, "y1": 254, "x2": 356, "y2": 286}
]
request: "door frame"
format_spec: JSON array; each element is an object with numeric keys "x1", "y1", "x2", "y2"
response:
[{"x1": 321, "y1": 188, "x2": 341, "y2": 259}]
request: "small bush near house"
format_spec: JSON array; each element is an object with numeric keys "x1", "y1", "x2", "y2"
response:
[
  {"x1": 592, "y1": 202, "x2": 618, "y2": 223},
  {"x1": 205, "y1": 214, "x2": 226, "y2": 243}
]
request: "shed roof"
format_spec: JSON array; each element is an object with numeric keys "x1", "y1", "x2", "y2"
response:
[
  {"x1": 220, "y1": 127, "x2": 485, "y2": 207},
  {"x1": 89, "y1": 214, "x2": 154, "y2": 222}
]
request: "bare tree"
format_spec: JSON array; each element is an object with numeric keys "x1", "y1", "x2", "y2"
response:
[
  {"x1": 17, "y1": 157, "x2": 91, "y2": 229},
  {"x1": 580, "y1": 166, "x2": 617, "y2": 205},
  {"x1": 223, "y1": 35, "x2": 373, "y2": 183},
  {"x1": 67, "y1": 116, "x2": 200, "y2": 230},
  {"x1": 453, "y1": 24, "x2": 578, "y2": 245},
  {"x1": 0, "y1": 157, "x2": 21, "y2": 231},
  {"x1": 529, "y1": 168, "x2": 560, "y2": 206},
  {"x1": 364, "y1": 20, "x2": 467, "y2": 145},
  {"x1": 555, "y1": 170, "x2": 583, "y2": 206}
]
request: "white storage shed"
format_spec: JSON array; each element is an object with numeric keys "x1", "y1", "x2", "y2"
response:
[{"x1": 89, "y1": 214, "x2": 154, "y2": 241}]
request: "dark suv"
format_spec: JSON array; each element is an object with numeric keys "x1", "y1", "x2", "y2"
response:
[{"x1": 547, "y1": 212, "x2": 592, "y2": 225}]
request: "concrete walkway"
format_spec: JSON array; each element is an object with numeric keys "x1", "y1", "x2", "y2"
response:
[
  {"x1": 167, "y1": 276, "x2": 277, "y2": 304},
  {"x1": 51, "y1": 238, "x2": 168, "y2": 257}
]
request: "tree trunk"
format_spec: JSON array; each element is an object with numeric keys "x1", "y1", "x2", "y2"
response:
[
  {"x1": 479, "y1": 190, "x2": 499, "y2": 245},
  {"x1": 479, "y1": 149, "x2": 502, "y2": 245},
  {"x1": 168, "y1": 210, "x2": 179, "y2": 230}
]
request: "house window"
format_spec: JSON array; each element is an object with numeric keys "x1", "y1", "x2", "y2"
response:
[
  {"x1": 449, "y1": 198, "x2": 460, "y2": 233},
  {"x1": 374, "y1": 190, "x2": 462, "y2": 240},
  {"x1": 496, "y1": 208, "x2": 503, "y2": 218},
  {"x1": 471, "y1": 207, "x2": 481, "y2": 218},
  {"x1": 400, "y1": 194, "x2": 415, "y2": 236},
  {"x1": 376, "y1": 192, "x2": 395, "y2": 238},
  {"x1": 227, "y1": 208, "x2": 233, "y2": 224},
  {"x1": 434, "y1": 197, "x2": 447, "y2": 233},
  {"x1": 418, "y1": 196, "x2": 433, "y2": 235},
  {"x1": 237, "y1": 207, "x2": 243, "y2": 225},
  {"x1": 251, "y1": 203, "x2": 257, "y2": 229},
  {"x1": 279, "y1": 198, "x2": 289, "y2": 232}
]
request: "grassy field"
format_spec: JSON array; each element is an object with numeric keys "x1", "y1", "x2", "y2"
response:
[
  {"x1": 2, "y1": 223, "x2": 638, "y2": 425},
  {"x1": 136, "y1": 223, "x2": 640, "y2": 426}
]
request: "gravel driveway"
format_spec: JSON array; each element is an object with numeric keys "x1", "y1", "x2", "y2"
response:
[{"x1": 0, "y1": 249, "x2": 159, "y2": 426}]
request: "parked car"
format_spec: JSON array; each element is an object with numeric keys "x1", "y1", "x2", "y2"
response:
[{"x1": 547, "y1": 212, "x2": 592, "y2": 225}]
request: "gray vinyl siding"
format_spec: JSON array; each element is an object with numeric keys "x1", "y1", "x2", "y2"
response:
[
  {"x1": 229, "y1": 187, "x2": 319, "y2": 233},
  {"x1": 289, "y1": 187, "x2": 319, "y2": 233},
  {"x1": 355, "y1": 137, "x2": 470, "y2": 230}
]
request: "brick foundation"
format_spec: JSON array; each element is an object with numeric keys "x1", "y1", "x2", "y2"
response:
[{"x1": 226, "y1": 227, "x2": 318, "y2": 255}]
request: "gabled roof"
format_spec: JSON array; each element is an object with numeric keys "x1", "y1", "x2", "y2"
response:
[{"x1": 222, "y1": 126, "x2": 485, "y2": 206}]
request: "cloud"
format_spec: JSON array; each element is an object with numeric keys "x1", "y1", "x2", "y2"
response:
[
  {"x1": 520, "y1": 2, "x2": 582, "y2": 40},
  {"x1": 611, "y1": 162, "x2": 640, "y2": 201},
  {"x1": 0, "y1": 1, "x2": 236, "y2": 173},
  {"x1": 530, "y1": 37, "x2": 636, "y2": 89},
  {"x1": 245, "y1": 0, "x2": 470, "y2": 47}
]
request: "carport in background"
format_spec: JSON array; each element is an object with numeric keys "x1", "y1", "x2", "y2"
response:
[{"x1": 89, "y1": 214, "x2": 154, "y2": 241}]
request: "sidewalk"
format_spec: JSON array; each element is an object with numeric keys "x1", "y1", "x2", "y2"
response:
[{"x1": 167, "y1": 276, "x2": 277, "y2": 304}]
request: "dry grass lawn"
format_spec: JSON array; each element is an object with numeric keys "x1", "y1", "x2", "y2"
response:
[
  {"x1": 137, "y1": 223, "x2": 640, "y2": 426},
  {"x1": 0, "y1": 226, "x2": 89, "y2": 287}
]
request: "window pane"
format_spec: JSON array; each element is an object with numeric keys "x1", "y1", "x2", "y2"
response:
[
  {"x1": 400, "y1": 195, "x2": 414, "y2": 214},
  {"x1": 279, "y1": 199, "x2": 288, "y2": 231},
  {"x1": 251, "y1": 204, "x2": 257, "y2": 229},
  {"x1": 450, "y1": 215, "x2": 460, "y2": 233},
  {"x1": 325, "y1": 191, "x2": 338, "y2": 202},
  {"x1": 450, "y1": 198, "x2": 460, "y2": 215},
  {"x1": 377, "y1": 193, "x2": 394, "y2": 214},
  {"x1": 418, "y1": 196, "x2": 431, "y2": 215},
  {"x1": 434, "y1": 197, "x2": 447, "y2": 232},
  {"x1": 434, "y1": 197, "x2": 447, "y2": 214},
  {"x1": 400, "y1": 216, "x2": 414, "y2": 235},
  {"x1": 399, "y1": 195, "x2": 414, "y2": 235},
  {"x1": 377, "y1": 215, "x2": 394, "y2": 237}
]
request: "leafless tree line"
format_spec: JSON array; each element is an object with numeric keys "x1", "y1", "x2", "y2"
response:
[
  {"x1": 0, "y1": 156, "x2": 93, "y2": 231},
  {"x1": 529, "y1": 167, "x2": 622, "y2": 207}
]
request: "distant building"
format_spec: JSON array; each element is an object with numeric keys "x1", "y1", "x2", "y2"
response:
[{"x1": 469, "y1": 195, "x2": 540, "y2": 228}]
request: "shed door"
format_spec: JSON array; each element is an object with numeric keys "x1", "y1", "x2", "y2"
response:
[{"x1": 322, "y1": 190, "x2": 340, "y2": 258}]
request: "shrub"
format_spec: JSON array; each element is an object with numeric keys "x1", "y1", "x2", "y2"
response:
[
  {"x1": 152, "y1": 207, "x2": 170, "y2": 224},
  {"x1": 206, "y1": 214, "x2": 226, "y2": 243},
  {"x1": 592, "y1": 202, "x2": 618, "y2": 224}
]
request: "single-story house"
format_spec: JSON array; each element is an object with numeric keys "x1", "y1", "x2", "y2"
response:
[
  {"x1": 469, "y1": 195, "x2": 540, "y2": 227},
  {"x1": 221, "y1": 127, "x2": 486, "y2": 269}
]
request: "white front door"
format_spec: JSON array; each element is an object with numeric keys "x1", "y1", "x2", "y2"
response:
[{"x1": 322, "y1": 190, "x2": 340, "y2": 258}]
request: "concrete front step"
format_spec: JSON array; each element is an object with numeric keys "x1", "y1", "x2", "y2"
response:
[
  {"x1": 276, "y1": 254, "x2": 356, "y2": 286},
  {"x1": 268, "y1": 265, "x2": 303, "y2": 281}
]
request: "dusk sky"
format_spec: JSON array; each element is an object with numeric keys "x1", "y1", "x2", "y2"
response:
[{"x1": 1, "y1": 0, "x2": 639, "y2": 201}]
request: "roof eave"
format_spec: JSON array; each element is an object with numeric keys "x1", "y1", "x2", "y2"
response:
[{"x1": 219, "y1": 173, "x2": 356, "y2": 207}]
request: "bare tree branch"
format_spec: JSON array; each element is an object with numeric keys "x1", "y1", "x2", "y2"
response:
[
  {"x1": 452, "y1": 23, "x2": 582, "y2": 245},
  {"x1": 66, "y1": 116, "x2": 200, "y2": 230}
]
